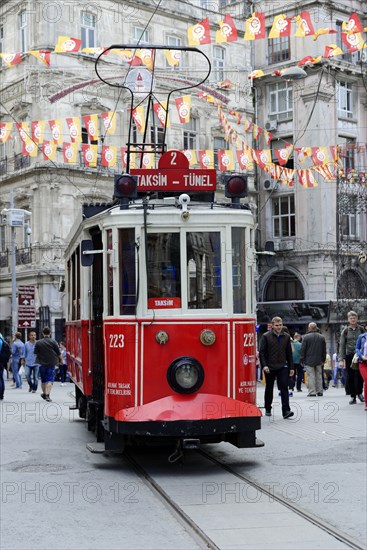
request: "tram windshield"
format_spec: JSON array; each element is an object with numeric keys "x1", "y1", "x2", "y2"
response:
[
  {"x1": 187, "y1": 232, "x2": 221, "y2": 309},
  {"x1": 147, "y1": 233, "x2": 181, "y2": 308}
]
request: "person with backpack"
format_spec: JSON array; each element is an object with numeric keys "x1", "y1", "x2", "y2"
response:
[{"x1": 0, "y1": 334, "x2": 11, "y2": 400}]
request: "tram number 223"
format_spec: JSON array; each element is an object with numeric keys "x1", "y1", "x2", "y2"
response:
[
  {"x1": 243, "y1": 333, "x2": 254, "y2": 348},
  {"x1": 109, "y1": 334, "x2": 125, "y2": 348}
]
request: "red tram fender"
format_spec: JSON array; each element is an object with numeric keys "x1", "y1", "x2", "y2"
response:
[{"x1": 115, "y1": 393, "x2": 262, "y2": 422}]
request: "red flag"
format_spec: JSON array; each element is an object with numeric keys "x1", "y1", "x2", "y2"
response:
[
  {"x1": 298, "y1": 170, "x2": 317, "y2": 187},
  {"x1": 55, "y1": 36, "x2": 81, "y2": 53},
  {"x1": 29, "y1": 50, "x2": 51, "y2": 66},
  {"x1": 311, "y1": 147, "x2": 330, "y2": 166},
  {"x1": 175, "y1": 96, "x2": 191, "y2": 123},
  {"x1": 275, "y1": 144, "x2": 293, "y2": 166},
  {"x1": 198, "y1": 150, "x2": 214, "y2": 169},
  {"x1": 101, "y1": 146, "x2": 117, "y2": 167},
  {"x1": 298, "y1": 56, "x2": 322, "y2": 67},
  {"x1": 82, "y1": 144, "x2": 98, "y2": 167},
  {"x1": 341, "y1": 32, "x2": 365, "y2": 52},
  {"x1": 217, "y1": 150, "x2": 235, "y2": 171},
  {"x1": 268, "y1": 14, "x2": 291, "y2": 39}
]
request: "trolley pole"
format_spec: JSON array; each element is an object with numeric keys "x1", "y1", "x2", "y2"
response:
[{"x1": 10, "y1": 190, "x2": 17, "y2": 337}]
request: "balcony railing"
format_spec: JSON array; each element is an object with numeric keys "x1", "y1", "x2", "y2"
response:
[
  {"x1": 14, "y1": 154, "x2": 31, "y2": 171},
  {"x1": 16, "y1": 247, "x2": 32, "y2": 265}
]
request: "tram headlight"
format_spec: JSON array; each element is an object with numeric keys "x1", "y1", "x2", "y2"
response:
[{"x1": 167, "y1": 356, "x2": 204, "y2": 394}]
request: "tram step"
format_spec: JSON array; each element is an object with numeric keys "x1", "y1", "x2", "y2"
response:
[{"x1": 86, "y1": 442, "x2": 105, "y2": 453}]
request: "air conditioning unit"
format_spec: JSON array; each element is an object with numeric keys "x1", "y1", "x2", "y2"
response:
[
  {"x1": 264, "y1": 179, "x2": 276, "y2": 191},
  {"x1": 265, "y1": 120, "x2": 278, "y2": 132}
]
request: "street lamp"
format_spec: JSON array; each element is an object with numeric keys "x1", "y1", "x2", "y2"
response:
[{"x1": 2, "y1": 193, "x2": 31, "y2": 336}]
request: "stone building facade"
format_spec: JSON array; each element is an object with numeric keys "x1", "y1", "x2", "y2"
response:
[
  {"x1": 0, "y1": 0, "x2": 253, "y2": 339},
  {"x1": 251, "y1": 0, "x2": 367, "y2": 347}
]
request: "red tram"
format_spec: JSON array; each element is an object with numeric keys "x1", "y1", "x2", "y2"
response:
[
  {"x1": 65, "y1": 45, "x2": 263, "y2": 455},
  {"x1": 65, "y1": 161, "x2": 263, "y2": 453}
]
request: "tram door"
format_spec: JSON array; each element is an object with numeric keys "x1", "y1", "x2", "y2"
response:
[{"x1": 90, "y1": 228, "x2": 105, "y2": 409}]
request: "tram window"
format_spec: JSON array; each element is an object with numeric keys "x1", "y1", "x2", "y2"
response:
[
  {"x1": 119, "y1": 228, "x2": 136, "y2": 315},
  {"x1": 107, "y1": 230, "x2": 113, "y2": 316},
  {"x1": 70, "y1": 247, "x2": 81, "y2": 320},
  {"x1": 187, "y1": 232, "x2": 221, "y2": 309},
  {"x1": 147, "y1": 233, "x2": 181, "y2": 307},
  {"x1": 232, "y1": 228, "x2": 246, "y2": 313}
]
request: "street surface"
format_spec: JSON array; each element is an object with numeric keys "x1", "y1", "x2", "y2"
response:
[{"x1": 1, "y1": 378, "x2": 366, "y2": 550}]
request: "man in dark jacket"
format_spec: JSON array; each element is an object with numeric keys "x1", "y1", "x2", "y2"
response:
[
  {"x1": 300, "y1": 322, "x2": 326, "y2": 397},
  {"x1": 259, "y1": 316, "x2": 294, "y2": 419},
  {"x1": 34, "y1": 327, "x2": 61, "y2": 402}
]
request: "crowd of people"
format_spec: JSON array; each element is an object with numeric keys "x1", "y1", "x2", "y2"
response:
[
  {"x1": 0, "y1": 328, "x2": 67, "y2": 402},
  {"x1": 258, "y1": 311, "x2": 367, "y2": 418}
]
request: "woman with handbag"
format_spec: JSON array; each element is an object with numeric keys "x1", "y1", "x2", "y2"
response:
[{"x1": 355, "y1": 324, "x2": 367, "y2": 411}]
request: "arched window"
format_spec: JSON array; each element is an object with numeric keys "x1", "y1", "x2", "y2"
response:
[
  {"x1": 337, "y1": 269, "x2": 365, "y2": 299},
  {"x1": 264, "y1": 270, "x2": 304, "y2": 301}
]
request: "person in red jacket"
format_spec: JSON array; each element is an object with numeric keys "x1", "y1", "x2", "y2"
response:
[{"x1": 259, "y1": 317, "x2": 294, "y2": 419}]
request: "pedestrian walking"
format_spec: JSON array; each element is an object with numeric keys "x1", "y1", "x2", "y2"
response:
[
  {"x1": 300, "y1": 322, "x2": 326, "y2": 397},
  {"x1": 292, "y1": 333, "x2": 304, "y2": 392},
  {"x1": 59, "y1": 342, "x2": 68, "y2": 386},
  {"x1": 339, "y1": 311, "x2": 364, "y2": 404},
  {"x1": 259, "y1": 316, "x2": 294, "y2": 419},
  {"x1": 355, "y1": 324, "x2": 367, "y2": 411},
  {"x1": 34, "y1": 327, "x2": 61, "y2": 402},
  {"x1": 11, "y1": 332, "x2": 25, "y2": 389},
  {"x1": 323, "y1": 352, "x2": 332, "y2": 390},
  {"x1": 0, "y1": 334, "x2": 11, "y2": 400},
  {"x1": 332, "y1": 350, "x2": 345, "y2": 387},
  {"x1": 23, "y1": 331, "x2": 40, "y2": 393}
]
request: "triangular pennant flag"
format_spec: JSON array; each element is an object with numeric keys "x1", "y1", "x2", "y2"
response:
[
  {"x1": 342, "y1": 13, "x2": 363, "y2": 34},
  {"x1": 63, "y1": 142, "x2": 79, "y2": 163},
  {"x1": 82, "y1": 144, "x2": 98, "y2": 167},
  {"x1": 164, "y1": 49, "x2": 181, "y2": 67},
  {"x1": 83, "y1": 114, "x2": 99, "y2": 142},
  {"x1": 101, "y1": 112, "x2": 116, "y2": 135},
  {"x1": 66, "y1": 117, "x2": 82, "y2": 142},
  {"x1": 17, "y1": 122, "x2": 31, "y2": 144},
  {"x1": 42, "y1": 141, "x2": 57, "y2": 161},
  {"x1": 55, "y1": 36, "x2": 81, "y2": 53},
  {"x1": 141, "y1": 152, "x2": 154, "y2": 169},
  {"x1": 175, "y1": 96, "x2": 191, "y2": 123},
  {"x1": 216, "y1": 14, "x2": 238, "y2": 43},
  {"x1": 0, "y1": 53, "x2": 23, "y2": 67},
  {"x1": 298, "y1": 55, "x2": 322, "y2": 66},
  {"x1": 136, "y1": 48, "x2": 154, "y2": 70},
  {"x1": 311, "y1": 146, "x2": 330, "y2": 166},
  {"x1": 132, "y1": 106, "x2": 146, "y2": 133},
  {"x1": 28, "y1": 50, "x2": 51, "y2": 66},
  {"x1": 153, "y1": 101, "x2": 170, "y2": 128},
  {"x1": 236, "y1": 148, "x2": 253, "y2": 170},
  {"x1": 298, "y1": 169, "x2": 317, "y2": 187},
  {"x1": 0, "y1": 122, "x2": 13, "y2": 143},
  {"x1": 198, "y1": 150, "x2": 214, "y2": 169},
  {"x1": 49, "y1": 119, "x2": 63, "y2": 144},
  {"x1": 294, "y1": 11, "x2": 314, "y2": 37},
  {"x1": 324, "y1": 44, "x2": 343, "y2": 58},
  {"x1": 275, "y1": 144, "x2": 293, "y2": 166},
  {"x1": 341, "y1": 32, "x2": 366, "y2": 52},
  {"x1": 188, "y1": 18, "x2": 211, "y2": 46},
  {"x1": 217, "y1": 150, "x2": 235, "y2": 171},
  {"x1": 244, "y1": 12, "x2": 266, "y2": 40},
  {"x1": 101, "y1": 145, "x2": 117, "y2": 167},
  {"x1": 31, "y1": 120, "x2": 45, "y2": 144},
  {"x1": 313, "y1": 28, "x2": 337, "y2": 41},
  {"x1": 22, "y1": 140, "x2": 38, "y2": 157},
  {"x1": 183, "y1": 150, "x2": 197, "y2": 166},
  {"x1": 268, "y1": 14, "x2": 291, "y2": 39}
]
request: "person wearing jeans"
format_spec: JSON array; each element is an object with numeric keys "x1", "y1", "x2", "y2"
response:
[
  {"x1": 259, "y1": 316, "x2": 294, "y2": 419},
  {"x1": 11, "y1": 332, "x2": 25, "y2": 389},
  {"x1": 23, "y1": 331, "x2": 40, "y2": 393}
]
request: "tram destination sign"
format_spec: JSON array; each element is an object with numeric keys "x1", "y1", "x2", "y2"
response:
[
  {"x1": 130, "y1": 168, "x2": 216, "y2": 192},
  {"x1": 18, "y1": 285, "x2": 36, "y2": 328}
]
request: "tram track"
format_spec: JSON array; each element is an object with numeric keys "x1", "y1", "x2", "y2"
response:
[
  {"x1": 124, "y1": 447, "x2": 364, "y2": 550},
  {"x1": 124, "y1": 451, "x2": 219, "y2": 550},
  {"x1": 198, "y1": 448, "x2": 365, "y2": 550}
]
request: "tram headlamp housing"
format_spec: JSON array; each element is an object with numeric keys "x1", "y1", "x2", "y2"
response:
[
  {"x1": 167, "y1": 356, "x2": 204, "y2": 394},
  {"x1": 114, "y1": 174, "x2": 138, "y2": 209}
]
